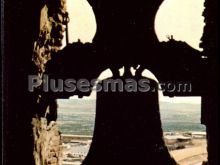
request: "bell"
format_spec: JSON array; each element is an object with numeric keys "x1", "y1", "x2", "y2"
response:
[{"x1": 82, "y1": 71, "x2": 177, "y2": 165}]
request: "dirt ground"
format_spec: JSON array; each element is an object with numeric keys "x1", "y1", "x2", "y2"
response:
[{"x1": 170, "y1": 139, "x2": 207, "y2": 165}]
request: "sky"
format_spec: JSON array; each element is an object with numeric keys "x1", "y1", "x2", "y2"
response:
[
  {"x1": 64, "y1": 0, "x2": 205, "y2": 50},
  {"x1": 64, "y1": 0, "x2": 204, "y2": 104},
  {"x1": 155, "y1": 0, "x2": 205, "y2": 51}
]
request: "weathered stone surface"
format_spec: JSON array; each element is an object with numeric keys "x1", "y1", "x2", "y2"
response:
[
  {"x1": 32, "y1": 1, "x2": 67, "y2": 75},
  {"x1": 32, "y1": 118, "x2": 62, "y2": 165},
  {"x1": 31, "y1": 1, "x2": 67, "y2": 165}
]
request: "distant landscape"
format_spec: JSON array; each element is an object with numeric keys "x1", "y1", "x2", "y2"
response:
[
  {"x1": 57, "y1": 99, "x2": 205, "y2": 135},
  {"x1": 57, "y1": 99, "x2": 207, "y2": 165}
]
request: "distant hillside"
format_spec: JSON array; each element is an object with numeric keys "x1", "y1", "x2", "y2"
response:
[{"x1": 57, "y1": 99, "x2": 205, "y2": 135}]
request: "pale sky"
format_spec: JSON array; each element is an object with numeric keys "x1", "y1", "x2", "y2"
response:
[
  {"x1": 64, "y1": 0, "x2": 205, "y2": 50},
  {"x1": 155, "y1": 0, "x2": 205, "y2": 51},
  {"x1": 65, "y1": 0, "x2": 204, "y2": 104}
]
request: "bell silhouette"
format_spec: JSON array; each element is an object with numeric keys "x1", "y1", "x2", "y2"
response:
[{"x1": 82, "y1": 73, "x2": 177, "y2": 165}]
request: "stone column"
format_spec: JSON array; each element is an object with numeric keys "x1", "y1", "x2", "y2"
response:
[{"x1": 31, "y1": 1, "x2": 68, "y2": 165}]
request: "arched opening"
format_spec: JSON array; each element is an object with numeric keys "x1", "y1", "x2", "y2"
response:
[
  {"x1": 5, "y1": 0, "x2": 218, "y2": 164},
  {"x1": 55, "y1": 0, "x2": 207, "y2": 164},
  {"x1": 56, "y1": 68, "x2": 207, "y2": 165}
]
